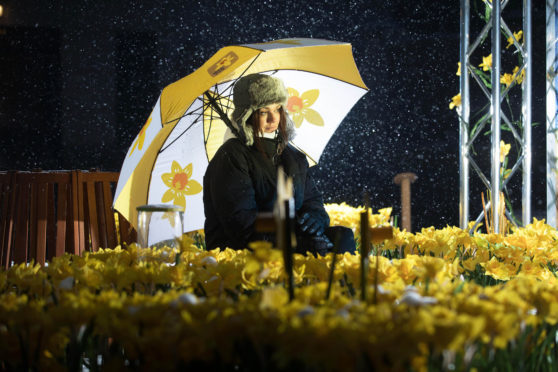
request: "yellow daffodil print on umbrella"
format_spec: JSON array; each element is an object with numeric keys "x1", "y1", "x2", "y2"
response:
[
  {"x1": 161, "y1": 161, "x2": 202, "y2": 209},
  {"x1": 286, "y1": 88, "x2": 324, "y2": 128},
  {"x1": 129, "y1": 116, "x2": 152, "y2": 157}
]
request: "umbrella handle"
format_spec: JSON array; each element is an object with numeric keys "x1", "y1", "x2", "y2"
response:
[{"x1": 204, "y1": 92, "x2": 245, "y2": 143}]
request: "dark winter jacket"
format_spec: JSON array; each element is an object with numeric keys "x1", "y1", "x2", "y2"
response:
[{"x1": 203, "y1": 137, "x2": 329, "y2": 250}]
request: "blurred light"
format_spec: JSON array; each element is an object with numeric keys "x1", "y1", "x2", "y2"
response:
[{"x1": 0, "y1": 5, "x2": 3, "y2": 17}]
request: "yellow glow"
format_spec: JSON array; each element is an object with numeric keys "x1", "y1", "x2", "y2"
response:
[{"x1": 0, "y1": 5, "x2": 3, "y2": 17}]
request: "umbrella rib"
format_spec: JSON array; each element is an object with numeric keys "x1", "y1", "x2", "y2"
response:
[
  {"x1": 289, "y1": 141, "x2": 318, "y2": 165},
  {"x1": 159, "y1": 120, "x2": 200, "y2": 154},
  {"x1": 159, "y1": 55, "x2": 259, "y2": 131},
  {"x1": 159, "y1": 98, "x2": 206, "y2": 153}
]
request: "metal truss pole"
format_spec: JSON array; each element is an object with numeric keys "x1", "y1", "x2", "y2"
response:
[
  {"x1": 523, "y1": 0, "x2": 532, "y2": 225},
  {"x1": 459, "y1": 0, "x2": 533, "y2": 233},
  {"x1": 459, "y1": 0, "x2": 471, "y2": 230},
  {"x1": 491, "y1": 0, "x2": 502, "y2": 233},
  {"x1": 547, "y1": 0, "x2": 558, "y2": 227}
]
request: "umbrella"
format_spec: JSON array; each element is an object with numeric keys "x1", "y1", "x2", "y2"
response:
[{"x1": 113, "y1": 38, "x2": 368, "y2": 233}]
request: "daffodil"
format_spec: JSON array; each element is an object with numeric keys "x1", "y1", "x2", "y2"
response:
[
  {"x1": 456, "y1": 62, "x2": 461, "y2": 76},
  {"x1": 286, "y1": 87, "x2": 324, "y2": 128},
  {"x1": 129, "y1": 116, "x2": 152, "y2": 156},
  {"x1": 500, "y1": 72, "x2": 514, "y2": 87},
  {"x1": 499, "y1": 140, "x2": 510, "y2": 162},
  {"x1": 449, "y1": 93, "x2": 461, "y2": 110},
  {"x1": 506, "y1": 30, "x2": 523, "y2": 49},
  {"x1": 513, "y1": 66, "x2": 525, "y2": 84},
  {"x1": 161, "y1": 161, "x2": 202, "y2": 209},
  {"x1": 479, "y1": 54, "x2": 492, "y2": 71}
]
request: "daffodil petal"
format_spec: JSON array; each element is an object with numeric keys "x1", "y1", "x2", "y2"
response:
[
  {"x1": 292, "y1": 113, "x2": 303, "y2": 128},
  {"x1": 171, "y1": 160, "x2": 182, "y2": 174},
  {"x1": 301, "y1": 89, "x2": 320, "y2": 107},
  {"x1": 175, "y1": 193, "x2": 186, "y2": 208},
  {"x1": 303, "y1": 108, "x2": 324, "y2": 126},
  {"x1": 185, "y1": 163, "x2": 193, "y2": 178},
  {"x1": 161, "y1": 173, "x2": 174, "y2": 188},
  {"x1": 184, "y1": 180, "x2": 203, "y2": 195},
  {"x1": 287, "y1": 87, "x2": 299, "y2": 97},
  {"x1": 161, "y1": 189, "x2": 175, "y2": 203}
]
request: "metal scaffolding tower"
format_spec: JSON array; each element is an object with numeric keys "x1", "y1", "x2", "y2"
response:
[
  {"x1": 459, "y1": 0, "x2": 532, "y2": 232},
  {"x1": 547, "y1": 0, "x2": 558, "y2": 228}
]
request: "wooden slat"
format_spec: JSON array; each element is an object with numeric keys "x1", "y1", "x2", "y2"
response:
[
  {"x1": 13, "y1": 181, "x2": 29, "y2": 263},
  {"x1": 29, "y1": 179, "x2": 38, "y2": 263},
  {"x1": 75, "y1": 171, "x2": 86, "y2": 255},
  {"x1": 118, "y1": 212, "x2": 137, "y2": 245},
  {"x1": 0, "y1": 173, "x2": 14, "y2": 268},
  {"x1": 36, "y1": 181, "x2": 48, "y2": 265},
  {"x1": 86, "y1": 180, "x2": 100, "y2": 252},
  {"x1": 56, "y1": 182, "x2": 68, "y2": 257},
  {"x1": 103, "y1": 181, "x2": 117, "y2": 247},
  {"x1": 3, "y1": 173, "x2": 17, "y2": 268},
  {"x1": 95, "y1": 181, "x2": 108, "y2": 249},
  {"x1": 65, "y1": 181, "x2": 75, "y2": 254},
  {"x1": 46, "y1": 183, "x2": 56, "y2": 261}
]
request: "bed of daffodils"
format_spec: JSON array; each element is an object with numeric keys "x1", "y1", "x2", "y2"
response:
[{"x1": 1, "y1": 203, "x2": 558, "y2": 371}]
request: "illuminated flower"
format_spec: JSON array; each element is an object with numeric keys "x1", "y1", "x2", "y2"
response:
[
  {"x1": 286, "y1": 88, "x2": 324, "y2": 128},
  {"x1": 513, "y1": 66, "x2": 525, "y2": 84},
  {"x1": 129, "y1": 116, "x2": 152, "y2": 156},
  {"x1": 501, "y1": 67, "x2": 524, "y2": 87},
  {"x1": 161, "y1": 161, "x2": 202, "y2": 209},
  {"x1": 449, "y1": 93, "x2": 461, "y2": 110},
  {"x1": 506, "y1": 30, "x2": 523, "y2": 49},
  {"x1": 500, "y1": 72, "x2": 514, "y2": 87},
  {"x1": 499, "y1": 141, "x2": 510, "y2": 162},
  {"x1": 479, "y1": 54, "x2": 492, "y2": 71}
]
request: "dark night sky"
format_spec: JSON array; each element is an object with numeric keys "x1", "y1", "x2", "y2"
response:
[{"x1": 0, "y1": 0, "x2": 548, "y2": 230}]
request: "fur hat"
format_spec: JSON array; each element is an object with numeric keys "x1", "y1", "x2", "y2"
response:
[{"x1": 231, "y1": 73, "x2": 290, "y2": 146}]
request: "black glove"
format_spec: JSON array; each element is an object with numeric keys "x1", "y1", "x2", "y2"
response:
[
  {"x1": 296, "y1": 233, "x2": 334, "y2": 256},
  {"x1": 297, "y1": 212, "x2": 324, "y2": 236}
]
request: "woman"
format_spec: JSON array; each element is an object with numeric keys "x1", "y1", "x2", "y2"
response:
[{"x1": 203, "y1": 73, "x2": 355, "y2": 255}]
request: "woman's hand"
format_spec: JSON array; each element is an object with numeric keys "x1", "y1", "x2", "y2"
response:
[{"x1": 297, "y1": 212, "x2": 324, "y2": 236}]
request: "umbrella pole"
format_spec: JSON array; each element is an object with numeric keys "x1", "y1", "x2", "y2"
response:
[{"x1": 203, "y1": 92, "x2": 244, "y2": 142}]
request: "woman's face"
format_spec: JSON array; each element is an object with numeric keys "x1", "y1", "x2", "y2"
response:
[{"x1": 257, "y1": 103, "x2": 282, "y2": 133}]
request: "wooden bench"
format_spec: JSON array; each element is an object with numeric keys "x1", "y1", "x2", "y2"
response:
[{"x1": 0, "y1": 170, "x2": 136, "y2": 267}]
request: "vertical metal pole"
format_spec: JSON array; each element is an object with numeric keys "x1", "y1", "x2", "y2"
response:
[
  {"x1": 459, "y1": 0, "x2": 471, "y2": 230},
  {"x1": 547, "y1": 0, "x2": 558, "y2": 227},
  {"x1": 491, "y1": 0, "x2": 502, "y2": 233},
  {"x1": 522, "y1": 0, "x2": 532, "y2": 225}
]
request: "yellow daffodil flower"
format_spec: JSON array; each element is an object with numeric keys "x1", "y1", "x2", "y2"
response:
[
  {"x1": 499, "y1": 140, "x2": 510, "y2": 162},
  {"x1": 506, "y1": 30, "x2": 523, "y2": 49},
  {"x1": 456, "y1": 62, "x2": 461, "y2": 76},
  {"x1": 513, "y1": 66, "x2": 525, "y2": 84},
  {"x1": 129, "y1": 116, "x2": 152, "y2": 156},
  {"x1": 161, "y1": 161, "x2": 203, "y2": 209},
  {"x1": 449, "y1": 93, "x2": 461, "y2": 110},
  {"x1": 479, "y1": 54, "x2": 492, "y2": 71},
  {"x1": 286, "y1": 87, "x2": 324, "y2": 128},
  {"x1": 501, "y1": 66, "x2": 525, "y2": 87},
  {"x1": 500, "y1": 72, "x2": 514, "y2": 87}
]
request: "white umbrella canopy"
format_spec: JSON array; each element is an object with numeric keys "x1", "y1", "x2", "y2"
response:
[{"x1": 113, "y1": 38, "x2": 368, "y2": 233}]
